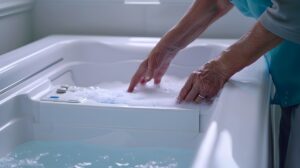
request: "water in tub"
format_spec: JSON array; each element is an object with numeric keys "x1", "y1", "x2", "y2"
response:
[
  {"x1": 0, "y1": 141, "x2": 194, "y2": 168},
  {"x1": 0, "y1": 76, "x2": 200, "y2": 168}
]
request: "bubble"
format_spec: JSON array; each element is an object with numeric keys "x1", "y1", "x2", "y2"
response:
[{"x1": 72, "y1": 75, "x2": 199, "y2": 109}]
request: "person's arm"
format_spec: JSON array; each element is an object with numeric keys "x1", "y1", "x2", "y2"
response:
[
  {"x1": 128, "y1": 0, "x2": 233, "y2": 92},
  {"x1": 155, "y1": 0, "x2": 233, "y2": 53},
  {"x1": 218, "y1": 21, "x2": 283, "y2": 78},
  {"x1": 178, "y1": 21, "x2": 283, "y2": 103}
]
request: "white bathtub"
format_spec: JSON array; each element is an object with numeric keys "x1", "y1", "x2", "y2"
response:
[{"x1": 0, "y1": 35, "x2": 271, "y2": 168}]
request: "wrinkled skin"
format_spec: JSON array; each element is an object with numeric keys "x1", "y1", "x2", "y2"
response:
[
  {"x1": 127, "y1": 0, "x2": 234, "y2": 102},
  {"x1": 127, "y1": 45, "x2": 230, "y2": 103},
  {"x1": 177, "y1": 60, "x2": 229, "y2": 103},
  {"x1": 127, "y1": 45, "x2": 178, "y2": 92},
  {"x1": 127, "y1": 0, "x2": 282, "y2": 104}
]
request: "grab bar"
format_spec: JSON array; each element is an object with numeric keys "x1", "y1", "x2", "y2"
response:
[{"x1": 0, "y1": 58, "x2": 63, "y2": 95}]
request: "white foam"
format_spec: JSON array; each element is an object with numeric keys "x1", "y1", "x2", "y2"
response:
[
  {"x1": 73, "y1": 162, "x2": 92, "y2": 168},
  {"x1": 0, "y1": 153, "x2": 48, "y2": 168},
  {"x1": 134, "y1": 160, "x2": 178, "y2": 168},
  {"x1": 72, "y1": 75, "x2": 199, "y2": 109}
]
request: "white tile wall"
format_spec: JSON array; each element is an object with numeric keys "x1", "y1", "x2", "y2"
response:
[{"x1": 33, "y1": 0, "x2": 255, "y2": 39}]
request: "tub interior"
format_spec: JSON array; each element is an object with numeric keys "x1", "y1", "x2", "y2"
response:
[
  {"x1": 0, "y1": 38, "x2": 229, "y2": 167},
  {"x1": 51, "y1": 42, "x2": 225, "y2": 87}
]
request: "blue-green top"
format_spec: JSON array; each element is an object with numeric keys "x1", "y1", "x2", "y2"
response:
[{"x1": 230, "y1": 0, "x2": 300, "y2": 107}]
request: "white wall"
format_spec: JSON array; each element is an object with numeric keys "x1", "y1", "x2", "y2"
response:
[
  {"x1": 0, "y1": 0, "x2": 256, "y2": 55},
  {"x1": 0, "y1": 0, "x2": 34, "y2": 55},
  {"x1": 33, "y1": 0, "x2": 255, "y2": 39}
]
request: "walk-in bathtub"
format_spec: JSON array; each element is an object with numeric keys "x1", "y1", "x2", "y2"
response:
[{"x1": 0, "y1": 36, "x2": 271, "y2": 168}]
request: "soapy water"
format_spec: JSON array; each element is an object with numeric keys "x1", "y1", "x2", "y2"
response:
[
  {"x1": 71, "y1": 75, "x2": 199, "y2": 109},
  {"x1": 0, "y1": 141, "x2": 194, "y2": 168}
]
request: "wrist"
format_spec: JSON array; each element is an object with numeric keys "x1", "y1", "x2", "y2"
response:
[
  {"x1": 210, "y1": 59, "x2": 236, "y2": 82},
  {"x1": 152, "y1": 41, "x2": 180, "y2": 59}
]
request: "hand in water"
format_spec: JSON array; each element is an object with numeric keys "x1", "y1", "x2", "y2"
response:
[
  {"x1": 177, "y1": 60, "x2": 230, "y2": 103},
  {"x1": 127, "y1": 44, "x2": 231, "y2": 104},
  {"x1": 127, "y1": 44, "x2": 178, "y2": 92}
]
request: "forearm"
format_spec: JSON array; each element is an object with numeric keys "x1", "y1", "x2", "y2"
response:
[
  {"x1": 217, "y1": 21, "x2": 283, "y2": 78},
  {"x1": 156, "y1": 0, "x2": 233, "y2": 53}
]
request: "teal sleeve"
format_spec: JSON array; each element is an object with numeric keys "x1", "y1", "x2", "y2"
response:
[{"x1": 259, "y1": 0, "x2": 300, "y2": 44}]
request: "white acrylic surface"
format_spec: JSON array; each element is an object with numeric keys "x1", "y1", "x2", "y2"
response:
[{"x1": 0, "y1": 35, "x2": 271, "y2": 168}]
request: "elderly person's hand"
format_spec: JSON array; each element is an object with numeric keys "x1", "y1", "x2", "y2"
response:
[
  {"x1": 127, "y1": 43, "x2": 179, "y2": 92},
  {"x1": 127, "y1": 0, "x2": 234, "y2": 94},
  {"x1": 177, "y1": 60, "x2": 230, "y2": 103}
]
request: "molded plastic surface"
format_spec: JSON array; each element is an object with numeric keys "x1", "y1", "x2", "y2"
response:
[{"x1": 0, "y1": 36, "x2": 271, "y2": 168}]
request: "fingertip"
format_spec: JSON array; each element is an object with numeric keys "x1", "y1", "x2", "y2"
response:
[
  {"x1": 145, "y1": 70, "x2": 154, "y2": 82},
  {"x1": 178, "y1": 89, "x2": 187, "y2": 102},
  {"x1": 127, "y1": 81, "x2": 137, "y2": 93},
  {"x1": 141, "y1": 75, "x2": 154, "y2": 85},
  {"x1": 127, "y1": 87, "x2": 133, "y2": 93},
  {"x1": 154, "y1": 78, "x2": 161, "y2": 85}
]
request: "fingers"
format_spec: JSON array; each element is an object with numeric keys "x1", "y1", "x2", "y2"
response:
[
  {"x1": 194, "y1": 95, "x2": 205, "y2": 104},
  {"x1": 178, "y1": 80, "x2": 206, "y2": 104},
  {"x1": 177, "y1": 74, "x2": 194, "y2": 103},
  {"x1": 184, "y1": 86, "x2": 199, "y2": 102},
  {"x1": 153, "y1": 63, "x2": 169, "y2": 85},
  {"x1": 127, "y1": 71, "x2": 143, "y2": 92},
  {"x1": 127, "y1": 56, "x2": 166, "y2": 92},
  {"x1": 127, "y1": 62, "x2": 147, "y2": 92},
  {"x1": 177, "y1": 66, "x2": 226, "y2": 104},
  {"x1": 177, "y1": 71, "x2": 209, "y2": 104},
  {"x1": 145, "y1": 70, "x2": 153, "y2": 82},
  {"x1": 145, "y1": 57, "x2": 157, "y2": 82},
  {"x1": 128, "y1": 56, "x2": 166, "y2": 92}
]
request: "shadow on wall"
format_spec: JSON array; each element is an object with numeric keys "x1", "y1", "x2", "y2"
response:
[{"x1": 33, "y1": 0, "x2": 255, "y2": 39}]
